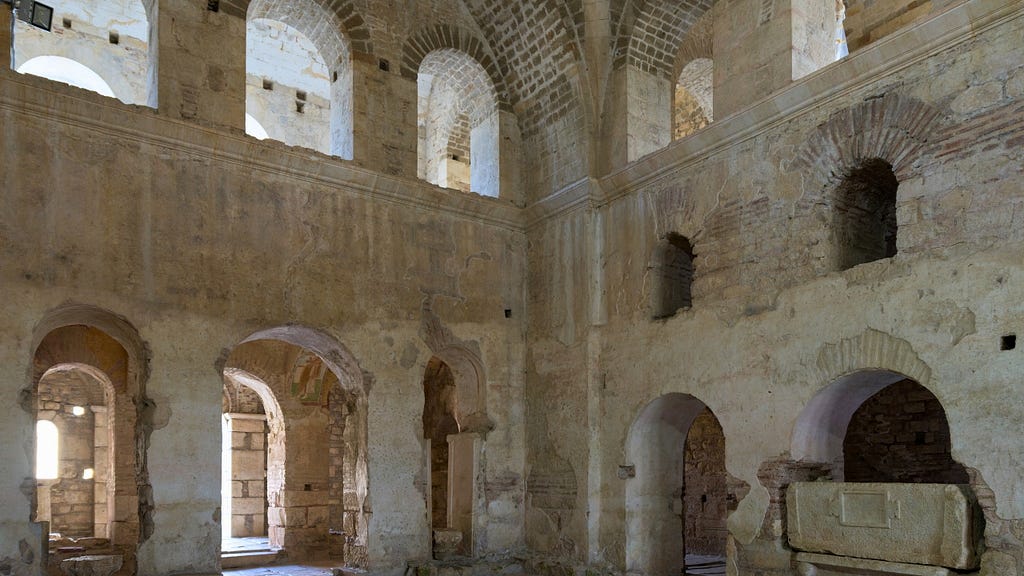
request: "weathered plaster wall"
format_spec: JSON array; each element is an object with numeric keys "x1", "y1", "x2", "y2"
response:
[
  {"x1": 526, "y1": 2, "x2": 1024, "y2": 574},
  {"x1": 0, "y1": 64, "x2": 526, "y2": 575}
]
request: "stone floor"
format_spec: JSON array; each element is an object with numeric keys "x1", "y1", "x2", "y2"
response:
[
  {"x1": 223, "y1": 537, "x2": 273, "y2": 554},
  {"x1": 684, "y1": 554, "x2": 725, "y2": 576},
  {"x1": 223, "y1": 562, "x2": 336, "y2": 576}
]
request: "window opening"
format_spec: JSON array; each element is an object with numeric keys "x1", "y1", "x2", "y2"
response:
[
  {"x1": 673, "y1": 58, "x2": 713, "y2": 141},
  {"x1": 417, "y1": 49, "x2": 501, "y2": 198},
  {"x1": 652, "y1": 233, "x2": 696, "y2": 319},
  {"x1": 833, "y1": 158, "x2": 898, "y2": 270},
  {"x1": 35, "y1": 420, "x2": 59, "y2": 480},
  {"x1": 11, "y1": 0, "x2": 154, "y2": 105}
]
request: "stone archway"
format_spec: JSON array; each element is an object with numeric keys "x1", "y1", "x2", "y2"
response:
[
  {"x1": 625, "y1": 393, "x2": 728, "y2": 576},
  {"x1": 223, "y1": 326, "x2": 368, "y2": 566},
  {"x1": 27, "y1": 304, "x2": 150, "y2": 576}
]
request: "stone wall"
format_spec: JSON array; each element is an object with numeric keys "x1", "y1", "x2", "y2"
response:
[
  {"x1": 230, "y1": 415, "x2": 267, "y2": 538},
  {"x1": 525, "y1": 2, "x2": 1024, "y2": 573}
]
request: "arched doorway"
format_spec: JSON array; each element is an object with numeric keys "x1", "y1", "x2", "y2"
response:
[
  {"x1": 793, "y1": 369, "x2": 968, "y2": 483},
  {"x1": 221, "y1": 327, "x2": 368, "y2": 567},
  {"x1": 625, "y1": 394, "x2": 728, "y2": 576},
  {"x1": 422, "y1": 357, "x2": 472, "y2": 557},
  {"x1": 27, "y1": 306, "x2": 149, "y2": 576}
]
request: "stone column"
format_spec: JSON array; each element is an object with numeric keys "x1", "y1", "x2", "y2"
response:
[{"x1": 156, "y1": 0, "x2": 245, "y2": 130}]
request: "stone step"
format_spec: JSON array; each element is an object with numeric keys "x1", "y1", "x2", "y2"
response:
[{"x1": 221, "y1": 549, "x2": 280, "y2": 569}]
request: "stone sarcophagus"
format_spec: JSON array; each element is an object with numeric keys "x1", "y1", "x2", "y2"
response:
[{"x1": 787, "y1": 483, "x2": 982, "y2": 571}]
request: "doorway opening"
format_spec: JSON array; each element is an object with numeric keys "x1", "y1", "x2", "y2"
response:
[{"x1": 626, "y1": 394, "x2": 728, "y2": 576}]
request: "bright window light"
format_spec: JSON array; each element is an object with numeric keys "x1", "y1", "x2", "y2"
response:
[
  {"x1": 35, "y1": 420, "x2": 59, "y2": 480},
  {"x1": 82, "y1": 468, "x2": 95, "y2": 480},
  {"x1": 72, "y1": 406, "x2": 86, "y2": 416},
  {"x1": 246, "y1": 113, "x2": 270, "y2": 140},
  {"x1": 16, "y1": 55, "x2": 116, "y2": 98}
]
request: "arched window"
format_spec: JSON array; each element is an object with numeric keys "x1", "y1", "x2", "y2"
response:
[
  {"x1": 245, "y1": 0, "x2": 353, "y2": 158},
  {"x1": 35, "y1": 420, "x2": 59, "y2": 480},
  {"x1": 833, "y1": 158, "x2": 898, "y2": 270},
  {"x1": 651, "y1": 233, "x2": 696, "y2": 319},
  {"x1": 673, "y1": 58, "x2": 713, "y2": 141},
  {"x1": 418, "y1": 49, "x2": 500, "y2": 198},
  {"x1": 11, "y1": 0, "x2": 155, "y2": 105}
]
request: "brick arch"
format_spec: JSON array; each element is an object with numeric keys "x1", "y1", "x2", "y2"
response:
[
  {"x1": 792, "y1": 329, "x2": 935, "y2": 464},
  {"x1": 401, "y1": 24, "x2": 510, "y2": 110},
  {"x1": 613, "y1": 0, "x2": 714, "y2": 79},
  {"x1": 789, "y1": 93, "x2": 946, "y2": 190},
  {"x1": 222, "y1": 0, "x2": 373, "y2": 57},
  {"x1": 813, "y1": 328, "x2": 931, "y2": 386},
  {"x1": 247, "y1": 0, "x2": 350, "y2": 67},
  {"x1": 672, "y1": 9, "x2": 713, "y2": 83}
]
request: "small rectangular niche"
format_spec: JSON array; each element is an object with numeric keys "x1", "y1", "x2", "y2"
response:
[
  {"x1": 296, "y1": 90, "x2": 307, "y2": 102},
  {"x1": 108, "y1": 31, "x2": 119, "y2": 45},
  {"x1": 62, "y1": 17, "x2": 71, "y2": 28},
  {"x1": 1002, "y1": 334, "x2": 1016, "y2": 351},
  {"x1": 295, "y1": 101, "x2": 305, "y2": 114},
  {"x1": 262, "y1": 78, "x2": 274, "y2": 91}
]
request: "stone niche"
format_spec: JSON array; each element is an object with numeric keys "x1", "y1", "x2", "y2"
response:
[{"x1": 787, "y1": 482, "x2": 982, "y2": 574}]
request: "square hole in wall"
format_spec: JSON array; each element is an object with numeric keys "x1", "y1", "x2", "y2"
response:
[
  {"x1": 379, "y1": 59, "x2": 390, "y2": 72},
  {"x1": 295, "y1": 101, "x2": 305, "y2": 114},
  {"x1": 108, "y1": 31, "x2": 119, "y2": 44},
  {"x1": 262, "y1": 78, "x2": 274, "y2": 91},
  {"x1": 296, "y1": 90, "x2": 306, "y2": 102},
  {"x1": 207, "y1": 0, "x2": 219, "y2": 12},
  {"x1": 62, "y1": 17, "x2": 71, "y2": 28},
  {"x1": 1002, "y1": 334, "x2": 1016, "y2": 351}
]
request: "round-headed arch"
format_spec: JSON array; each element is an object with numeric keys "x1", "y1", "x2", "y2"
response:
[
  {"x1": 625, "y1": 392, "x2": 725, "y2": 575},
  {"x1": 614, "y1": 0, "x2": 713, "y2": 79},
  {"x1": 247, "y1": 0, "x2": 351, "y2": 70},
  {"x1": 237, "y1": 325, "x2": 366, "y2": 395},
  {"x1": 30, "y1": 303, "x2": 149, "y2": 392},
  {"x1": 224, "y1": 0, "x2": 372, "y2": 56},
  {"x1": 401, "y1": 24, "x2": 509, "y2": 110}
]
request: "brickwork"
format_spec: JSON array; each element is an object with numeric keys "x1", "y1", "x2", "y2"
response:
[
  {"x1": 616, "y1": 0, "x2": 712, "y2": 79},
  {"x1": 843, "y1": 379, "x2": 969, "y2": 484},
  {"x1": 31, "y1": 324, "x2": 142, "y2": 576},
  {"x1": 683, "y1": 408, "x2": 727, "y2": 557},
  {"x1": 832, "y1": 159, "x2": 898, "y2": 270},
  {"x1": 225, "y1": 339, "x2": 369, "y2": 562}
]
